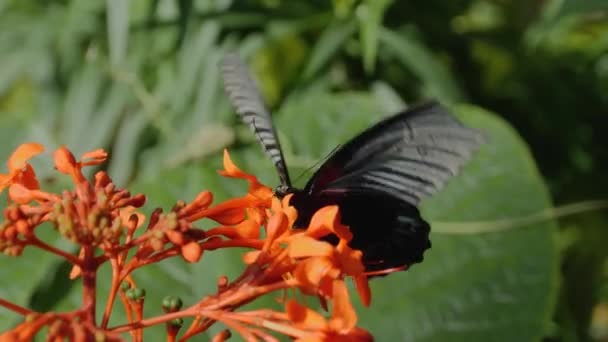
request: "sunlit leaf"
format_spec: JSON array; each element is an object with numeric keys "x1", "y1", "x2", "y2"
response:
[
  {"x1": 356, "y1": 0, "x2": 392, "y2": 73},
  {"x1": 303, "y1": 19, "x2": 356, "y2": 79},
  {"x1": 106, "y1": 0, "x2": 129, "y2": 66}
]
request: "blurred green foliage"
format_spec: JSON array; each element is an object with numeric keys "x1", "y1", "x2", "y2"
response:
[{"x1": 0, "y1": 0, "x2": 606, "y2": 341}]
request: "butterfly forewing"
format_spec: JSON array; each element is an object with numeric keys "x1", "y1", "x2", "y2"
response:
[
  {"x1": 305, "y1": 102, "x2": 485, "y2": 206},
  {"x1": 221, "y1": 54, "x2": 291, "y2": 187}
]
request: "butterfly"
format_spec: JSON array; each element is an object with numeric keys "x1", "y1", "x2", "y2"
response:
[{"x1": 221, "y1": 54, "x2": 484, "y2": 274}]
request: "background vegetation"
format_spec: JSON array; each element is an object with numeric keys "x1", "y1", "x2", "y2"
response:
[{"x1": 0, "y1": 0, "x2": 606, "y2": 340}]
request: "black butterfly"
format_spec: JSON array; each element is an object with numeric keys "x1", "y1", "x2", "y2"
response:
[{"x1": 221, "y1": 54, "x2": 484, "y2": 274}]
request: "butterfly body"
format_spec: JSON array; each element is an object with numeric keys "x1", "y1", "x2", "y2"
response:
[
  {"x1": 221, "y1": 54, "x2": 483, "y2": 274},
  {"x1": 287, "y1": 188, "x2": 430, "y2": 272}
]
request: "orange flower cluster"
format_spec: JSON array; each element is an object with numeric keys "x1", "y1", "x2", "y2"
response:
[{"x1": 0, "y1": 144, "x2": 373, "y2": 341}]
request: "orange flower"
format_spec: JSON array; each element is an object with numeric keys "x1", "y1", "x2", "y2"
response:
[
  {"x1": 288, "y1": 236, "x2": 334, "y2": 259},
  {"x1": 284, "y1": 208, "x2": 371, "y2": 306},
  {"x1": 286, "y1": 299, "x2": 329, "y2": 331},
  {"x1": 119, "y1": 206, "x2": 146, "y2": 230},
  {"x1": 186, "y1": 150, "x2": 273, "y2": 225},
  {"x1": 181, "y1": 241, "x2": 203, "y2": 262},
  {"x1": 218, "y1": 149, "x2": 273, "y2": 202},
  {"x1": 293, "y1": 256, "x2": 337, "y2": 297},
  {"x1": 305, "y1": 206, "x2": 352, "y2": 242},
  {"x1": 206, "y1": 218, "x2": 261, "y2": 240},
  {"x1": 286, "y1": 281, "x2": 372, "y2": 342},
  {"x1": 271, "y1": 194, "x2": 298, "y2": 227},
  {"x1": 0, "y1": 143, "x2": 44, "y2": 193},
  {"x1": 328, "y1": 280, "x2": 357, "y2": 333}
]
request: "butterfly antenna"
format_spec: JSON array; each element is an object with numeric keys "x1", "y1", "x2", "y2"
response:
[{"x1": 292, "y1": 144, "x2": 342, "y2": 185}]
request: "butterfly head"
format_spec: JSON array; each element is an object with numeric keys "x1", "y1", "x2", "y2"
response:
[{"x1": 274, "y1": 184, "x2": 294, "y2": 198}]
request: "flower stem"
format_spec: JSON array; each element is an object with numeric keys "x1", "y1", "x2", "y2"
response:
[
  {"x1": 109, "y1": 310, "x2": 194, "y2": 333},
  {"x1": 0, "y1": 298, "x2": 35, "y2": 316},
  {"x1": 101, "y1": 258, "x2": 122, "y2": 328},
  {"x1": 27, "y1": 235, "x2": 81, "y2": 265},
  {"x1": 81, "y1": 246, "x2": 97, "y2": 323}
]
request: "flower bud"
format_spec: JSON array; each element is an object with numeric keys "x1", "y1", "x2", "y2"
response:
[{"x1": 162, "y1": 295, "x2": 183, "y2": 313}]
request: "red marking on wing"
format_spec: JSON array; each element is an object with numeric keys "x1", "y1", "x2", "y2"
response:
[{"x1": 309, "y1": 166, "x2": 343, "y2": 193}]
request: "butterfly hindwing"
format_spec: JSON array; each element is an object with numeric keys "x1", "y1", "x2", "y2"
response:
[
  {"x1": 221, "y1": 54, "x2": 292, "y2": 187},
  {"x1": 305, "y1": 102, "x2": 485, "y2": 206}
]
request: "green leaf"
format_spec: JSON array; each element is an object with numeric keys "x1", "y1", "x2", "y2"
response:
[
  {"x1": 356, "y1": 0, "x2": 393, "y2": 73},
  {"x1": 168, "y1": 21, "x2": 220, "y2": 119},
  {"x1": 302, "y1": 19, "x2": 356, "y2": 79},
  {"x1": 106, "y1": 0, "x2": 130, "y2": 66},
  {"x1": 61, "y1": 63, "x2": 104, "y2": 150},
  {"x1": 542, "y1": 0, "x2": 608, "y2": 22},
  {"x1": 379, "y1": 28, "x2": 465, "y2": 103},
  {"x1": 107, "y1": 111, "x2": 148, "y2": 186},
  {"x1": 371, "y1": 81, "x2": 406, "y2": 113}
]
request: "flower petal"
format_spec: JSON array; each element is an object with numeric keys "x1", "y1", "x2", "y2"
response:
[
  {"x1": 119, "y1": 206, "x2": 146, "y2": 229},
  {"x1": 282, "y1": 193, "x2": 298, "y2": 227},
  {"x1": 81, "y1": 148, "x2": 108, "y2": 165},
  {"x1": 335, "y1": 240, "x2": 365, "y2": 276},
  {"x1": 181, "y1": 241, "x2": 203, "y2": 263},
  {"x1": 14, "y1": 164, "x2": 40, "y2": 190},
  {"x1": 354, "y1": 275, "x2": 371, "y2": 307},
  {"x1": 54, "y1": 146, "x2": 78, "y2": 175},
  {"x1": 265, "y1": 211, "x2": 288, "y2": 244},
  {"x1": 294, "y1": 257, "x2": 338, "y2": 292},
  {"x1": 288, "y1": 236, "x2": 334, "y2": 258},
  {"x1": 218, "y1": 150, "x2": 273, "y2": 201},
  {"x1": 243, "y1": 250, "x2": 261, "y2": 264},
  {"x1": 207, "y1": 219, "x2": 261, "y2": 240},
  {"x1": 219, "y1": 149, "x2": 249, "y2": 179},
  {"x1": 193, "y1": 191, "x2": 213, "y2": 208},
  {"x1": 204, "y1": 198, "x2": 249, "y2": 225},
  {"x1": 246, "y1": 207, "x2": 266, "y2": 225},
  {"x1": 329, "y1": 280, "x2": 357, "y2": 333},
  {"x1": 294, "y1": 335, "x2": 325, "y2": 342},
  {"x1": 325, "y1": 328, "x2": 374, "y2": 342},
  {"x1": 286, "y1": 299, "x2": 328, "y2": 331},
  {"x1": 307, "y1": 206, "x2": 352, "y2": 242},
  {"x1": 7, "y1": 143, "x2": 44, "y2": 172},
  {"x1": 235, "y1": 218, "x2": 260, "y2": 239},
  {"x1": 8, "y1": 184, "x2": 34, "y2": 204}
]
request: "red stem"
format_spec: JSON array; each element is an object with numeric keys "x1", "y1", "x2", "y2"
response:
[
  {"x1": 0, "y1": 298, "x2": 35, "y2": 316},
  {"x1": 95, "y1": 234, "x2": 265, "y2": 273},
  {"x1": 110, "y1": 310, "x2": 195, "y2": 333},
  {"x1": 110, "y1": 280, "x2": 294, "y2": 335},
  {"x1": 180, "y1": 317, "x2": 215, "y2": 341},
  {"x1": 27, "y1": 236, "x2": 81, "y2": 265},
  {"x1": 81, "y1": 246, "x2": 97, "y2": 323},
  {"x1": 203, "y1": 313, "x2": 257, "y2": 342},
  {"x1": 101, "y1": 258, "x2": 122, "y2": 328}
]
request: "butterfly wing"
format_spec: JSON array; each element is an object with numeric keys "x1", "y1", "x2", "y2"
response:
[
  {"x1": 305, "y1": 102, "x2": 485, "y2": 205},
  {"x1": 221, "y1": 54, "x2": 292, "y2": 187}
]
